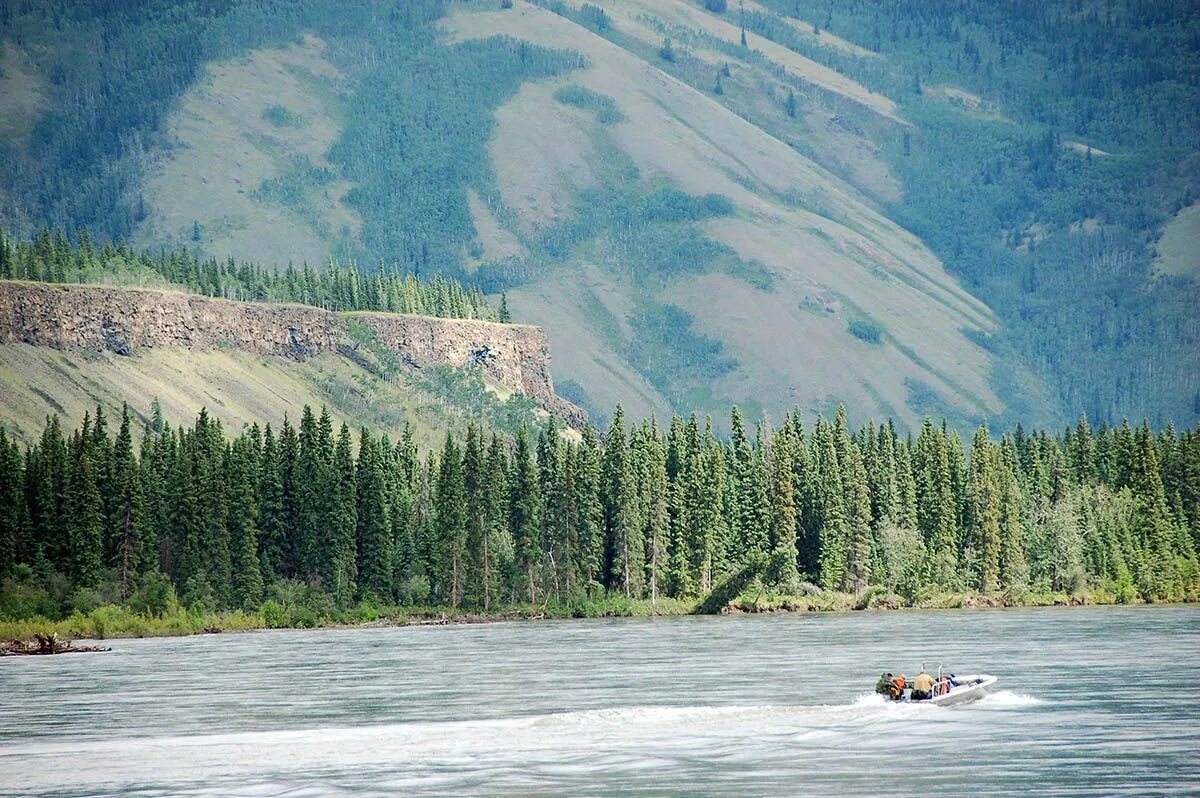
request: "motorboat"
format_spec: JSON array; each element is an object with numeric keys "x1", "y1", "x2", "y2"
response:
[
  {"x1": 875, "y1": 665, "x2": 998, "y2": 706},
  {"x1": 926, "y1": 673, "x2": 997, "y2": 706}
]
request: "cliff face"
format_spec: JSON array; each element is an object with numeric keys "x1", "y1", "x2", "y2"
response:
[{"x1": 0, "y1": 281, "x2": 585, "y2": 426}]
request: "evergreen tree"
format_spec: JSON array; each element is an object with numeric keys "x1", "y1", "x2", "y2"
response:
[
  {"x1": 436, "y1": 432, "x2": 467, "y2": 607},
  {"x1": 843, "y1": 442, "x2": 873, "y2": 593},
  {"x1": 482, "y1": 432, "x2": 510, "y2": 608},
  {"x1": 227, "y1": 438, "x2": 264, "y2": 609},
  {"x1": 327, "y1": 424, "x2": 358, "y2": 606},
  {"x1": 0, "y1": 428, "x2": 22, "y2": 577},
  {"x1": 729, "y1": 408, "x2": 770, "y2": 560},
  {"x1": 812, "y1": 418, "x2": 847, "y2": 591},
  {"x1": 257, "y1": 425, "x2": 286, "y2": 581},
  {"x1": 110, "y1": 405, "x2": 142, "y2": 598},
  {"x1": 968, "y1": 424, "x2": 1002, "y2": 593},
  {"x1": 997, "y1": 436, "x2": 1028, "y2": 589},
  {"x1": 574, "y1": 425, "x2": 605, "y2": 591},
  {"x1": 916, "y1": 420, "x2": 959, "y2": 588},
  {"x1": 66, "y1": 437, "x2": 104, "y2": 590},
  {"x1": 355, "y1": 431, "x2": 392, "y2": 601},
  {"x1": 602, "y1": 407, "x2": 643, "y2": 596},
  {"x1": 767, "y1": 424, "x2": 800, "y2": 586},
  {"x1": 510, "y1": 428, "x2": 541, "y2": 602},
  {"x1": 639, "y1": 421, "x2": 669, "y2": 601},
  {"x1": 1131, "y1": 423, "x2": 1179, "y2": 600}
]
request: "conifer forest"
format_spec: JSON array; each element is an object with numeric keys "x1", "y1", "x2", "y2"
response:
[{"x1": 2, "y1": 400, "x2": 1196, "y2": 624}]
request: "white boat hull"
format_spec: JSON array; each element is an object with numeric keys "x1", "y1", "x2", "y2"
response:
[{"x1": 926, "y1": 674, "x2": 997, "y2": 706}]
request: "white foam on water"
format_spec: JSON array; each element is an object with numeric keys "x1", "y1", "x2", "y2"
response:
[
  {"x1": 0, "y1": 691, "x2": 1053, "y2": 794},
  {"x1": 975, "y1": 690, "x2": 1045, "y2": 708}
]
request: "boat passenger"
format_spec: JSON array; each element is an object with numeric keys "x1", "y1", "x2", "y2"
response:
[
  {"x1": 911, "y1": 670, "x2": 935, "y2": 701},
  {"x1": 875, "y1": 673, "x2": 906, "y2": 700}
]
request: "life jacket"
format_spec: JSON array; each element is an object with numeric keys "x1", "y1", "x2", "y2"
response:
[{"x1": 894, "y1": 675, "x2": 906, "y2": 691}]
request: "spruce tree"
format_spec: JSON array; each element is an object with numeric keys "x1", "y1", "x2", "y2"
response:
[
  {"x1": 574, "y1": 425, "x2": 605, "y2": 592},
  {"x1": 227, "y1": 437, "x2": 264, "y2": 609},
  {"x1": 294, "y1": 406, "x2": 326, "y2": 581},
  {"x1": 812, "y1": 418, "x2": 847, "y2": 591},
  {"x1": 843, "y1": 441, "x2": 873, "y2": 593},
  {"x1": 355, "y1": 431, "x2": 392, "y2": 601},
  {"x1": 258, "y1": 425, "x2": 286, "y2": 581},
  {"x1": 729, "y1": 408, "x2": 770, "y2": 560},
  {"x1": 603, "y1": 407, "x2": 643, "y2": 596},
  {"x1": 1131, "y1": 422, "x2": 1178, "y2": 600},
  {"x1": 110, "y1": 405, "x2": 142, "y2": 599},
  {"x1": 483, "y1": 432, "x2": 510, "y2": 608},
  {"x1": 997, "y1": 436, "x2": 1028, "y2": 589},
  {"x1": 66, "y1": 442, "x2": 104, "y2": 590},
  {"x1": 462, "y1": 424, "x2": 487, "y2": 607},
  {"x1": 509, "y1": 427, "x2": 541, "y2": 603},
  {"x1": 436, "y1": 432, "x2": 467, "y2": 607},
  {"x1": 0, "y1": 428, "x2": 21, "y2": 577},
  {"x1": 327, "y1": 424, "x2": 358, "y2": 606},
  {"x1": 640, "y1": 421, "x2": 669, "y2": 601},
  {"x1": 767, "y1": 424, "x2": 799, "y2": 587},
  {"x1": 968, "y1": 424, "x2": 1002, "y2": 593}
]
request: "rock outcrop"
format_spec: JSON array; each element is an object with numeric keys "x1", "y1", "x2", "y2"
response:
[{"x1": 0, "y1": 281, "x2": 586, "y2": 426}]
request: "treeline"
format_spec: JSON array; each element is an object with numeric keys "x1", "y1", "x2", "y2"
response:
[
  {"x1": 0, "y1": 230, "x2": 504, "y2": 322},
  {"x1": 2, "y1": 403, "x2": 1197, "y2": 621}
]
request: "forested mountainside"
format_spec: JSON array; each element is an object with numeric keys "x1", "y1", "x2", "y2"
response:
[{"x1": 0, "y1": 0, "x2": 1196, "y2": 430}]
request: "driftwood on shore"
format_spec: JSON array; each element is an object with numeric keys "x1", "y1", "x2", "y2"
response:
[{"x1": 0, "y1": 634, "x2": 111, "y2": 656}]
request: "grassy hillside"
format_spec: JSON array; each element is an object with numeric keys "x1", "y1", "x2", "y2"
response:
[
  {"x1": 0, "y1": 0, "x2": 1195, "y2": 430},
  {"x1": 0, "y1": 341, "x2": 548, "y2": 452}
]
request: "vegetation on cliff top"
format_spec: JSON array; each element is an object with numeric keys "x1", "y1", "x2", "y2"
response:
[{"x1": 0, "y1": 230, "x2": 505, "y2": 322}]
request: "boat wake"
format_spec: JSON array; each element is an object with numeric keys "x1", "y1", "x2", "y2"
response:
[
  {"x1": 974, "y1": 690, "x2": 1045, "y2": 708},
  {"x1": 1, "y1": 695, "x2": 1046, "y2": 795}
]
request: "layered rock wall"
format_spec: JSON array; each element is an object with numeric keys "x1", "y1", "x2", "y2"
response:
[{"x1": 0, "y1": 281, "x2": 584, "y2": 425}]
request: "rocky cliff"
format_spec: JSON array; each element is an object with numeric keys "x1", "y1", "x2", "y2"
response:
[{"x1": 0, "y1": 281, "x2": 585, "y2": 426}]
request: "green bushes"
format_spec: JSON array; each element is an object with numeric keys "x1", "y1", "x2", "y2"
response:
[
  {"x1": 262, "y1": 104, "x2": 304, "y2": 128},
  {"x1": 848, "y1": 318, "x2": 883, "y2": 344},
  {"x1": 554, "y1": 85, "x2": 624, "y2": 124}
]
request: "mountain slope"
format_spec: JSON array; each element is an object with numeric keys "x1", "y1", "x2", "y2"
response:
[
  {"x1": 442, "y1": 1, "x2": 1000, "y2": 426},
  {"x1": 1, "y1": 0, "x2": 1195, "y2": 429}
]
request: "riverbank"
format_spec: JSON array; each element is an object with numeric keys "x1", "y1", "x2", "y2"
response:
[{"x1": 3, "y1": 584, "x2": 1181, "y2": 646}]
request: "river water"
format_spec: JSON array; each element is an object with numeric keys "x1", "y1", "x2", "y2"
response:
[{"x1": 1, "y1": 606, "x2": 1197, "y2": 796}]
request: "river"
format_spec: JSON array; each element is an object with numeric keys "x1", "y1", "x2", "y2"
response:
[{"x1": 1, "y1": 605, "x2": 1197, "y2": 796}]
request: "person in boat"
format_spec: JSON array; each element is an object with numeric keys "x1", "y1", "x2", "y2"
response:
[
  {"x1": 875, "y1": 672, "x2": 906, "y2": 700},
  {"x1": 911, "y1": 669, "x2": 935, "y2": 701},
  {"x1": 936, "y1": 675, "x2": 951, "y2": 696},
  {"x1": 875, "y1": 673, "x2": 893, "y2": 697}
]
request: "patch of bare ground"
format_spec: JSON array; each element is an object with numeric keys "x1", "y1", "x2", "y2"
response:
[
  {"x1": 1154, "y1": 202, "x2": 1200, "y2": 278},
  {"x1": 507, "y1": 263, "x2": 673, "y2": 421},
  {"x1": 0, "y1": 43, "x2": 48, "y2": 142},
  {"x1": 489, "y1": 79, "x2": 598, "y2": 235},
  {"x1": 465, "y1": 189, "x2": 527, "y2": 267},
  {"x1": 137, "y1": 34, "x2": 360, "y2": 268},
  {"x1": 1063, "y1": 140, "x2": 1111, "y2": 157}
]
